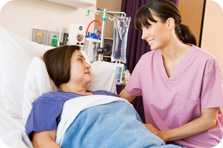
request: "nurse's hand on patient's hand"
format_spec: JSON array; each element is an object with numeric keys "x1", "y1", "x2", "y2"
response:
[
  {"x1": 145, "y1": 124, "x2": 160, "y2": 136},
  {"x1": 145, "y1": 124, "x2": 169, "y2": 142},
  {"x1": 157, "y1": 131, "x2": 169, "y2": 142}
]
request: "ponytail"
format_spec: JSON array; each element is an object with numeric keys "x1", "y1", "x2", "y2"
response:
[{"x1": 175, "y1": 24, "x2": 197, "y2": 45}]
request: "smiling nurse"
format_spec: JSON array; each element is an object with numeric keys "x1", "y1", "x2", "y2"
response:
[{"x1": 120, "y1": 0, "x2": 223, "y2": 147}]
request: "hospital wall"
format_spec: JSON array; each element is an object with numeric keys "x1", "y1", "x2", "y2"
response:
[
  {"x1": 201, "y1": 0, "x2": 223, "y2": 75},
  {"x1": 0, "y1": 0, "x2": 122, "y2": 41},
  {"x1": 0, "y1": 0, "x2": 95, "y2": 40}
]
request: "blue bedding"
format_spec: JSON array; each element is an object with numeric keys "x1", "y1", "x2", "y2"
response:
[{"x1": 60, "y1": 101, "x2": 181, "y2": 148}]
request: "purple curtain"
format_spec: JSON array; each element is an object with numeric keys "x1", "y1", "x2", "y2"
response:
[
  {"x1": 121, "y1": 0, "x2": 150, "y2": 122},
  {"x1": 121, "y1": 0, "x2": 150, "y2": 72},
  {"x1": 121, "y1": 0, "x2": 177, "y2": 122}
]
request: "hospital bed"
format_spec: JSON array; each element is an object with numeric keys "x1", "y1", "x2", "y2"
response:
[{"x1": 0, "y1": 25, "x2": 118, "y2": 148}]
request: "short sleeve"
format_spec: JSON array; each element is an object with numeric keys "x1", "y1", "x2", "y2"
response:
[
  {"x1": 25, "y1": 99, "x2": 63, "y2": 137},
  {"x1": 201, "y1": 59, "x2": 223, "y2": 108},
  {"x1": 93, "y1": 90, "x2": 117, "y2": 96},
  {"x1": 125, "y1": 58, "x2": 143, "y2": 96}
]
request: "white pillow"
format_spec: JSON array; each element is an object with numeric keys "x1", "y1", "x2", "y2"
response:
[
  {"x1": 0, "y1": 26, "x2": 37, "y2": 120},
  {"x1": 0, "y1": 109, "x2": 32, "y2": 148},
  {"x1": 90, "y1": 61, "x2": 117, "y2": 93},
  {"x1": 22, "y1": 57, "x2": 57, "y2": 124},
  {"x1": 23, "y1": 57, "x2": 117, "y2": 123},
  {"x1": 0, "y1": 25, "x2": 51, "y2": 120}
]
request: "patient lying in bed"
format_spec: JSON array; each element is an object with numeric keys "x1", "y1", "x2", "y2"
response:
[{"x1": 25, "y1": 45, "x2": 180, "y2": 148}]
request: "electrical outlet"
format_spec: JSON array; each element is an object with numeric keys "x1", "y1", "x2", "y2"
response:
[
  {"x1": 32, "y1": 29, "x2": 48, "y2": 45},
  {"x1": 32, "y1": 28, "x2": 59, "y2": 46},
  {"x1": 46, "y1": 31, "x2": 59, "y2": 46}
]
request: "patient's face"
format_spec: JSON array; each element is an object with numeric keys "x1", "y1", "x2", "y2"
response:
[{"x1": 70, "y1": 50, "x2": 92, "y2": 87}]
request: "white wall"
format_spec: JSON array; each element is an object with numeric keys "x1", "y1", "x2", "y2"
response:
[
  {"x1": 0, "y1": 0, "x2": 96, "y2": 40},
  {"x1": 201, "y1": 0, "x2": 223, "y2": 74}
]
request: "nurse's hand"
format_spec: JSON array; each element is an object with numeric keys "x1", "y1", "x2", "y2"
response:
[
  {"x1": 157, "y1": 131, "x2": 169, "y2": 142},
  {"x1": 145, "y1": 123, "x2": 160, "y2": 136}
]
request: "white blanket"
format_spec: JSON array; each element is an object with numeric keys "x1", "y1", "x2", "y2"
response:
[{"x1": 56, "y1": 95, "x2": 129, "y2": 145}]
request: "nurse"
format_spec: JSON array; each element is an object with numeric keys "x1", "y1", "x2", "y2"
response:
[{"x1": 120, "y1": 0, "x2": 223, "y2": 147}]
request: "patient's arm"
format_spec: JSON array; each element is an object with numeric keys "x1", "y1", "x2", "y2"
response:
[
  {"x1": 119, "y1": 89, "x2": 136, "y2": 102},
  {"x1": 158, "y1": 108, "x2": 219, "y2": 142},
  {"x1": 32, "y1": 130, "x2": 59, "y2": 148}
]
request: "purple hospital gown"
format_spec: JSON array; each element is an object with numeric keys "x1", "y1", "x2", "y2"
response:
[{"x1": 25, "y1": 90, "x2": 114, "y2": 138}]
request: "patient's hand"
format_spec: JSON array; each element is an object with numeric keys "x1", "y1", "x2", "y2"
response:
[{"x1": 144, "y1": 123, "x2": 160, "y2": 136}]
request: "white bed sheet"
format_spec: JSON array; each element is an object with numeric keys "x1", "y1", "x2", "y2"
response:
[{"x1": 0, "y1": 109, "x2": 32, "y2": 148}]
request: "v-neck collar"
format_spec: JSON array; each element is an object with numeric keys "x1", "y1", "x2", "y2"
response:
[{"x1": 157, "y1": 46, "x2": 195, "y2": 81}]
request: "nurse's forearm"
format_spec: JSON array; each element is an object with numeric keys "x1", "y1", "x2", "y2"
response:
[{"x1": 159, "y1": 108, "x2": 218, "y2": 142}]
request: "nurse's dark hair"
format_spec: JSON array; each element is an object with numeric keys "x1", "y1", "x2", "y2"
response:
[
  {"x1": 43, "y1": 45, "x2": 80, "y2": 88},
  {"x1": 135, "y1": 0, "x2": 196, "y2": 45}
]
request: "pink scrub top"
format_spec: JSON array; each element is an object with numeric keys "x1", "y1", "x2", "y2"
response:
[{"x1": 125, "y1": 46, "x2": 223, "y2": 148}]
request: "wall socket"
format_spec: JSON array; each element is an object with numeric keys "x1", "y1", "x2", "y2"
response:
[{"x1": 32, "y1": 28, "x2": 59, "y2": 46}]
